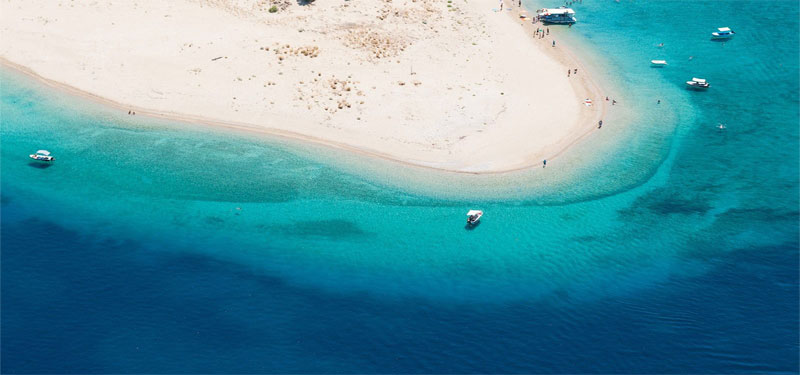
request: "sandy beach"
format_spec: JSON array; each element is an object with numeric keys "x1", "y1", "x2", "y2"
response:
[{"x1": 1, "y1": 0, "x2": 604, "y2": 173}]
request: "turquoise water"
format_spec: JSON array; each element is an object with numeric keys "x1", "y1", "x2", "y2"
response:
[{"x1": 2, "y1": 0, "x2": 798, "y2": 372}]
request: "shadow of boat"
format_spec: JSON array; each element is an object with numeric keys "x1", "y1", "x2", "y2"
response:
[
  {"x1": 27, "y1": 162, "x2": 53, "y2": 169},
  {"x1": 464, "y1": 221, "x2": 481, "y2": 231}
]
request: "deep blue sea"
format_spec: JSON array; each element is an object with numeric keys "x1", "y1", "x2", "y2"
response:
[{"x1": 2, "y1": 0, "x2": 798, "y2": 373}]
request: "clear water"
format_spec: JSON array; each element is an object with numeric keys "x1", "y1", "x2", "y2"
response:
[{"x1": 2, "y1": 0, "x2": 798, "y2": 372}]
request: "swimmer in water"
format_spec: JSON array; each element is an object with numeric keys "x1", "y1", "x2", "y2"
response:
[{"x1": 717, "y1": 123, "x2": 726, "y2": 130}]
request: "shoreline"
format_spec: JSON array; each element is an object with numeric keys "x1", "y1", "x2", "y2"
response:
[{"x1": 1, "y1": 0, "x2": 608, "y2": 175}]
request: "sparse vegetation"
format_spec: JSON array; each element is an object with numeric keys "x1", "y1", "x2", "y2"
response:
[{"x1": 268, "y1": 5, "x2": 278, "y2": 12}]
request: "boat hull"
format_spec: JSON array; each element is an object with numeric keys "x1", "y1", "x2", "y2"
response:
[
  {"x1": 29, "y1": 155, "x2": 55, "y2": 162},
  {"x1": 686, "y1": 84, "x2": 710, "y2": 90},
  {"x1": 541, "y1": 18, "x2": 576, "y2": 24}
]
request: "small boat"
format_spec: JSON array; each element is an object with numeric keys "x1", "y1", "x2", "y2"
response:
[
  {"x1": 466, "y1": 210, "x2": 483, "y2": 226},
  {"x1": 650, "y1": 60, "x2": 668, "y2": 67},
  {"x1": 711, "y1": 27, "x2": 735, "y2": 39},
  {"x1": 29, "y1": 150, "x2": 55, "y2": 162},
  {"x1": 536, "y1": 7, "x2": 577, "y2": 24},
  {"x1": 686, "y1": 77, "x2": 710, "y2": 90}
]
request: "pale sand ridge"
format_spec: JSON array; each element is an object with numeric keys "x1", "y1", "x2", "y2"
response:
[{"x1": 1, "y1": 0, "x2": 605, "y2": 173}]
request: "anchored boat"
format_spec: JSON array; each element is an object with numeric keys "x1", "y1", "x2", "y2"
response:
[
  {"x1": 466, "y1": 210, "x2": 483, "y2": 226},
  {"x1": 711, "y1": 27, "x2": 735, "y2": 39},
  {"x1": 686, "y1": 77, "x2": 710, "y2": 90},
  {"x1": 537, "y1": 7, "x2": 576, "y2": 24},
  {"x1": 29, "y1": 150, "x2": 55, "y2": 162},
  {"x1": 650, "y1": 60, "x2": 668, "y2": 67}
]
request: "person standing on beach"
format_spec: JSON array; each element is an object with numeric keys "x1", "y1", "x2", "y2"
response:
[
  {"x1": 543, "y1": 159, "x2": 547, "y2": 168},
  {"x1": 519, "y1": 0, "x2": 521, "y2": 7},
  {"x1": 500, "y1": 1, "x2": 503, "y2": 11},
  {"x1": 567, "y1": 69, "x2": 570, "y2": 77},
  {"x1": 552, "y1": 40, "x2": 556, "y2": 47},
  {"x1": 547, "y1": 27, "x2": 550, "y2": 34},
  {"x1": 598, "y1": 120, "x2": 603, "y2": 128}
]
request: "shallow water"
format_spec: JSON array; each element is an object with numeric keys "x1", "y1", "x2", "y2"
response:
[{"x1": 2, "y1": 0, "x2": 798, "y2": 372}]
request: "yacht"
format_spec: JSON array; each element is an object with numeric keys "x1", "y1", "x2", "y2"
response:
[
  {"x1": 29, "y1": 150, "x2": 55, "y2": 162},
  {"x1": 466, "y1": 210, "x2": 483, "y2": 226},
  {"x1": 711, "y1": 27, "x2": 735, "y2": 39},
  {"x1": 537, "y1": 7, "x2": 576, "y2": 24},
  {"x1": 650, "y1": 60, "x2": 668, "y2": 67},
  {"x1": 686, "y1": 77, "x2": 710, "y2": 90}
]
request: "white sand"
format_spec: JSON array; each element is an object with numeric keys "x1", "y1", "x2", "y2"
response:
[{"x1": 1, "y1": 0, "x2": 604, "y2": 173}]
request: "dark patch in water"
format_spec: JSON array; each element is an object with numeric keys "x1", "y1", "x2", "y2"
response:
[
  {"x1": 572, "y1": 234, "x2": 599, "y2": 243},
  {"x1": 273, "y1": 219, "x2": 368, "y2": 238},
  {"x1": 559, "y1": 212, "x2": 578, "y2": 221},
  {"x1": 619, "y1": 188, "x2": 712, "y2": 218},
  {"x1": 647, "y1": 196, "x2": 711, "y2": 215},
  {"x1": 27, "y1": 162, "x2": 53, "y2": 169},
  {"x1": 204, "y1": 216, "x2": 225, "y2": 225},
  {"x1": 464, "y1": 221, "x2": 481, "y2": 230},
  {"x1": 718, "y1": 207, "x2": 800, "y2": 223}
]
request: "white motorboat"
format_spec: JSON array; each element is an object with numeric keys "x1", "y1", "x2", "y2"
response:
[
  {"x1": 711, "y1": 27, "x2": 735, "y2": 39},
  {"x1": 29, "y1": 150, "x2": 55, "y2": 162},
  {"x1": 466, "y1": 210, "x2": 483, "y2": 226},
  {"x1": 537, "y1": 7, "x2": 576, "y2": 24},
  {"x1": 650, "y1": 60, "x2": 668, "y2": 67},
  {"x1": 686, "y1": 77, "x2": 710, "y2": 90}
]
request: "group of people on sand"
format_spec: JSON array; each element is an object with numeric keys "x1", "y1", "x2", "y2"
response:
[
  {"x1": 534, "y1": 27, "x2": 549, "y2": 39},
  {"x1": 127, "y1": 110, "x2": 136, "y2": 115},
  {"x1": 567, "y1": 68, "x2": 578, "y2": 77}
]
